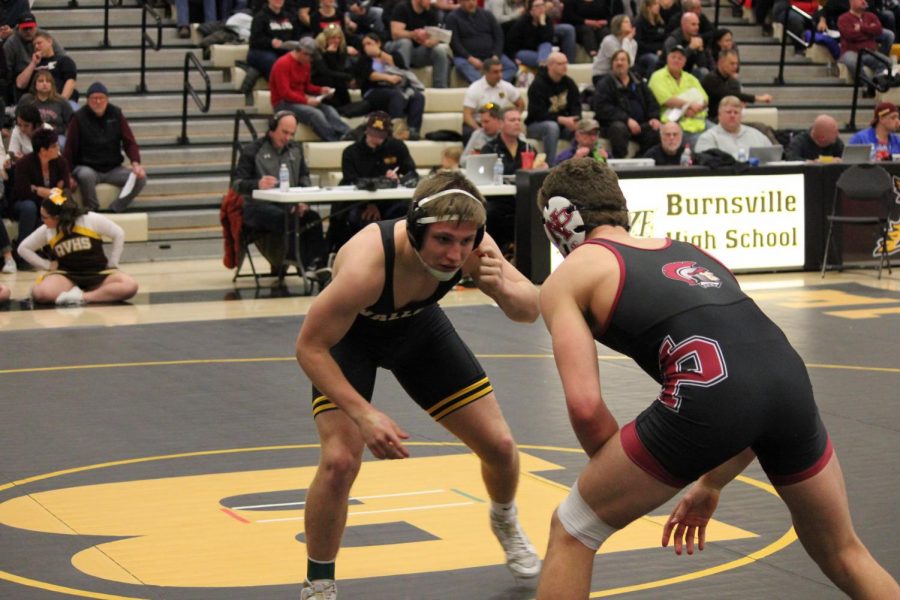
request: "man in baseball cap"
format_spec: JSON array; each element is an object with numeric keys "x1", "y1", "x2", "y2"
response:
[
  {"x1": 847, "y1": 101, "x2": 900, "y2": 160},
  {"x1": 552, "y1": 117, "x2": 609, "y2": 165},
  {"x1": 4, "y1": 11, "x2": 65, "y2": 81}
]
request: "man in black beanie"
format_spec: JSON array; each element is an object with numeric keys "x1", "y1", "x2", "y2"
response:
[{"x1": 64, "y1": 81, "x2": 147, "y2": 212}]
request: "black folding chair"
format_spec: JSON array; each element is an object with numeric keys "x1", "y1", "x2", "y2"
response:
[{"x1": 821, "y1": 164, "x2": 895, "y2": 279}]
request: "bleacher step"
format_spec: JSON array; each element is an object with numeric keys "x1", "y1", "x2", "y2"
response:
[{"x1": 69, "y1": 48, "x2": 214, "y2": 70}]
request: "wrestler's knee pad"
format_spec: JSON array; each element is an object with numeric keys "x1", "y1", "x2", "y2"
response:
[{"x1": 556, "y1": 482, "x2": 618, "y2": 551}]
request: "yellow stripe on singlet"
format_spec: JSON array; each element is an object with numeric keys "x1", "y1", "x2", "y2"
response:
[
  {"x1": 311, "y1": 395, "x2": 337, "y2": 417},
  {"x1": 428, "y1": 377, "x2": 493, "y2": 421}
]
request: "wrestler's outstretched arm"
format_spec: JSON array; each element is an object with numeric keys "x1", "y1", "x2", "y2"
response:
[{"x1": 465, "y1": 231, "x2": 540, "y2": 323}]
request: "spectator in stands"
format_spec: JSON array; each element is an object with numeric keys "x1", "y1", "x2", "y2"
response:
[
  {"x1": 339, "y1": 111, "x2": 417, "y2": 236},
  {"x1": 664, "y1": 11, "x2": 710, "y2": 77},
  {"x1": 525, "y1": 51, "x2": 581, "y2": 165},
  {"x1": 837, "y1": 0, "x2": 893, "y2": 86},
  {"x1": 562, "y1": 0, "x2": 613, "y2": 57},
  {"x1": 7, "y1": 101, "x2": 46, "y2": 159},
  {"x1": 775, "y1": 0, "x2": 820, "y2": 54},
  {"x1": 18, "y1": 70, "x2": 73, "y2": 147},
  {"x1": 431, "y1": 145, "x2": 462, "y2": 172},
  {"x1": 3, "y1": 13, "x2": 65, "y2": 102},
  {"x1": 462, "y1": 58, "x2": 524, "y2": 142},
  {"x1": 648, "y1": 45, "x2": 708, "y2": 143},
  {"x1": 0, "y1": 0, "x2": 28, "y2": 34},
  {"x1": 695, "y1": 95, "x2": 773, "y2": 159},
  {"x1": 270, "y1": 37, "x2": 351, "y2": 142},
  {"x1": 15, "y1": 31, "x2": 77, "y2": 106},
  {"x1": 664, "y1": 0, "x2": 712, "y2": 45},
  {"x1": 446, "y1": 0, "x2": 517, "y2": 83},
  {"x1": 643, "y1": 119, "x2": 687, "y2": 164},
  {"x1": 346, "y1": 0, "x2": 385, "y2": 44},
  {"x1": 486, "y1": 0, "x2": 525, "y2": 27},
  {"x1": 313, "y1": 24, "x2": 355, "y2": 111},
  {"x1": 480, "y1": 106, "x2": 535, "y2": 252},
  {"x1": 552, "y1": 117, "x2": 609, "y2": 165},
  {"x1": 505, "y1": 0, "x2": 555, "y2": 69},
  {"x1": 635, "y1": 0, "x2": 667, "y2": 76},
  {"x1": 461, "y1": 103, "x2": 503, "y2": 165},
  {"x1": 247, "y1": 0, "x2": 304, "y2": 80},
  {"x1": 849, "y1": 101, "x2": 900, "y2": 159},
  {"x1": 701, "y1": 49, "x2": 772, "y2": 121},
  {"x1": 592, "y1": 49, "x2": 661, "y2": 158},
  {"x1": 175, "y1": 0, "x2": 217, "y2": 38},
  {"x1": 592, "y1": 14, "x2": 638, "y2": 84},
  {"x1": 65, "y1": 82, "x2": 147, "y2": 213},
  {"x1": 11, "y1": 128, "x2": 72, "y2": 245},
  {"x1": 310, "y1": 0, "x2": 345, "y2": 35},
  {"x1": 18, "y1": 188, "x2": 138, "y2": 306},
  {"x1": 388, "y1": 0, "x2": 452, "y2": 88},
  {"x1": 354, "y1": 32, "x2": 426, "y2": 140},
  {"x1": 785, "y1": 114, "x2": 846, "y2": 161},
  {"x1": 659, "y1": 0, "x2": 681, "y2": 29},
  {"x1": 231, "y1": 110, "x2": 328, "y2": 274}
]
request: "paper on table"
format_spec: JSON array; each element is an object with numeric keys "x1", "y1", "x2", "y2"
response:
[{"x1": 118, "y1": 172, "x2": 136, "y2": 200}]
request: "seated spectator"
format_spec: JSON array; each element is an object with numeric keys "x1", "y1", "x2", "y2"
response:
[
  {"x1": 354, "y1": 32, "x2": 425, "y2": 140},
  {"x1": 694, "y1": 95, "x2": 773, "y2": 159},
  {"x1": 838, "y1": 0, "x2": 892, "y2": 87},
  {"x1": 17, "y1": 188, "x2": 138, "y2": 306},
  {"x1": 848, "y1": 101, "x2": 900, "y2": 159},
  {"x1": 505, "y1": 0, "x2": 554, "y2": 69},
  {"x1": 486, "y1": 0, "x2": 525, "y2": 27},
  {"x1": 175, "y1": 0, "x2": 216, "y2": 38},
  {"x1": 635, "y1": 0, "x2": 667, "y2": 76},
  {"x1": 339, "y1": 111, "x2": 416, "y2": 238},
  {"x1": 592, "y1": 14, "x2": 638, "y2": 85},
  {"x1": 785, "y1": 114, "x2": 845, "y2": 161},
  {"x1": 659, "y1": 0, "x2": 681, "y2": 29},
  {"x1": 15, "y1": 31, "x2": 77, "y2": 106},
  {"x1": 534, "y1": 0, "x2": 578, "y2": 62},
  {"x1": 525, "y1": 51, "x2": 581, "y2": 165},
  {"x1": 18, "y1": 70, "x2": 73, "y2": 147},
  {"x1": 643, "y1": 119, "x2": 688, "y2": 164},
  {"x1": 701, "y1": 49, "x2": 772, "y2": 120},
  {"x1": 664, "y1": 11, "x2": 710, "y2": 77},
  {"x1": 3, "y1": 13, "x2": 66, "y2": 102},
  {"x1": 709, "y1": 27, "x2": 736, "y2": 62},
  {"x1": 648, "y1": 45, "x2": 708, "y2": 142},
  {"x1": 270, "y1": 37, "x2": 350, "y2": 141},
  {"x1": 462, "y1": 103, "x2": 503, "y2": 165},
  {"x1": 64, "y1": 82, "x2": 147, "y2": 213},
  {"x1": 592, "y1": 49, "x2": 661, "y2": 157},
  {"x1": 310, "y1": 0, "x2": 345, "y2": 34},
  {"x1": 431, "y1": 145, "x2": 463, "y2": 173},
  {"x1": 313, "y1": 24, "x2": 355, "y2": 111},
  {"x1": 388, "y1": 0, "x2": 452, "y2": 88},
  {"x1": 345, "y1": 0, "x2": 385, "y2": 49},
  {"x1": 774, "y1": 0, "x2": 823, "y2": 54},
  {"x1": 562, "y1": 0, "x2": 612, "y2": 57},
  {"x1": 231, "y1": 111, "x2": 328, "y2": 274},
  {"x1": 462, "y1": 58, "x2": 524, "y2": 141},
  {"x1": 11, "y1": 129, "x2": 73, "y2": 255},
  {"x1": 7, "y1": 101, "x2": 46, "y2": 159},
  {"x1": 446, "y1": 0, "x2": 517, "y2": 83},
  {"x1": 0, "y1": 0, "x2": 29, "y2": 34},
  {"x1": 552, "y1": 117, "x2": 609, "y2": 165},
  {"x1": 664, "y1": 0, "x2": 712, "y2": 45},
  {"x1": 480, "y1": 107, "x2": 536, "y2": 250},
  {"x1": 247, "y1": 0, "x2": 303, "y2": 80}
]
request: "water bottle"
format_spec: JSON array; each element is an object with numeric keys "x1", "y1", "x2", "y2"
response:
[
  {"x1": 278, "y1": 163, "x2": 289, "y2": 192},
  {"x1": 492, "y1": 156, "x2": 504, "y2": 185},
  {"x1": 737, "y1": 147, "x2": 748, "y2": 163},
  {"x1": 680, "y1": 143, "x2": 692, "y2": 167}
]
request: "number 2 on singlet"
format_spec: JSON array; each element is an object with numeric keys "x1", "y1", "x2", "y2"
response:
[{"x1": 656, "y1": 335, "x2": 728, "y2": 412}]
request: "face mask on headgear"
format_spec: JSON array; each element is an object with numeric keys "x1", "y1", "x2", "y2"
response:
[{"x1": 541, "y1": 195, "x2": 587, "y2": 257}]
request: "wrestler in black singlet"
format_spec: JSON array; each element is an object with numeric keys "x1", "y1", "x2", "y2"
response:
[
  {"x1": 585, "y1": 237, "x2": 832, "y2": 487},
  {"x1": 311, "y1": 219, "x2": 493, "y2": 419}
]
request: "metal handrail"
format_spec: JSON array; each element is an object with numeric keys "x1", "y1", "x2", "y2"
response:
[
  {"x1": 230, "y1": 110, "x2": 260, "y2": 184},
  {"x1": 178, "y1": 52, "x2": 212, "y2": 145},
  {"x1": 712, "y1": 0, "x2": 744, "y2": 32},
  {"x1": 137, "y1": 0, "x2": 163, "y2": 93},
  {"x1": 848, "y1": 48, "x2": 892, "y2": 130},
  {"x1": 774, "y1": 5, "x2": 813, "y2": 85}
]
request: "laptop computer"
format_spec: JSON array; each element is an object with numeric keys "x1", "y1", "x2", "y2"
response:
[
  {"x1": 842, "y1": 143, "x2": 873, "y2": 164},
  {"x1": 607, "y1": 158, "x2": 655, "y2": 170},
  {"x1": 465, "y1": 153, "x2": 499, "y2": 185},
  {"x1": 749, "y1": 145, "x2": 784, "y2": 165}
]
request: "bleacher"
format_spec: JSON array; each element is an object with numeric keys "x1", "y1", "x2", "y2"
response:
[{"x1": 19, "y1": 0, "x2": 881, "y2": 262}]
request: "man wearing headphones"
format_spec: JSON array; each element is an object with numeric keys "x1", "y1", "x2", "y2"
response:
[
  {"x1": 231, "y1": 110, "x2": 327, "y2": 276},
  {"x1": 295, "y1": 170, "x2": 542, "y2": 599},
  {"x1": 533, "y1": 158, "x2": 899, "y2": 598}
]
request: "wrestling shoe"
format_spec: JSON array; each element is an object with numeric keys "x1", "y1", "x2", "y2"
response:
[
  {"x1": 55, "y1": 286, "x2": 85, "y2": 306},
  {"x1": 490, "y1": 511, "x2": 541, "y2": 580},
  {"x1": 300, "y1": 578, "x2": 337, "y2": 600}
]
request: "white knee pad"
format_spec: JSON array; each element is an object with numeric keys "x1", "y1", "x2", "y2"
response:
[{"x1": 556, "y1": 483, "x2": 618, "y2": 551}]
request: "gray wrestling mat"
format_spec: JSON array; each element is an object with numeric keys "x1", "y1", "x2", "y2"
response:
[{"x1": 0, "y1": 283, "x2": 897, "y2": 599}]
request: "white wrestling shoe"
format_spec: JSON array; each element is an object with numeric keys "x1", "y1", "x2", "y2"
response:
[
  {"x1": 1, "y1": 257, "x2": 15, "y2": 274},
  {"x1": 490, "y1": 511, "x2": 541, "y2": 580},
  {"x1": 55, "y1": 286, "x2": 85, "y2": 306},
  {"x1": 300, "y1": 578, "x2": 337, "y2": 600}
]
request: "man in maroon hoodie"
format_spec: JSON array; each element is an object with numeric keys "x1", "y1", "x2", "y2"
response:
[{"x1": 837, "y1": 0, "x2": 893, "y2": 83}]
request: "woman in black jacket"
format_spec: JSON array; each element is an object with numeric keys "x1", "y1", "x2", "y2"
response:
[
  {"x1": 591, "y1": 49, "x2": 661, "y2": 158},
  {"x1": 313, "y1": 23, "x2": 355, "y2": 110},
  {"x1": 505, "y1": 0, "x2": 555, "y2": 68},
  {"x1": 634, "y1": 0, "x2": 667, "y2": 77}
]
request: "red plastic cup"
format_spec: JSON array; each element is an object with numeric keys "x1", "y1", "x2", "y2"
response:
[{"x1": 521, "y1": 151, "x2": 535, "y2": 170}]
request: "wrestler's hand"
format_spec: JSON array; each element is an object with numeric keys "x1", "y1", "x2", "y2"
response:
[
  {"x1": 357, "y1": 408, "x2": 410, "y2": 460},
  {"x1": 662, "y1": 483, "x2": 720, "y2": 555},
  {"x1": 474, "y1": 246, "x2": 504, "y2": 295}
]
